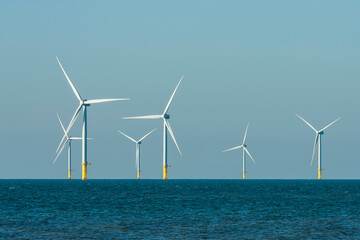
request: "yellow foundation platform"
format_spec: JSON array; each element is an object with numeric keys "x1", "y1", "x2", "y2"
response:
[
  {"x1": 82, "y1": 163, "x2": 87, "y2": 180},
  {"x1": 163, "y1": 165, "x2": 167, "y2": 180}
]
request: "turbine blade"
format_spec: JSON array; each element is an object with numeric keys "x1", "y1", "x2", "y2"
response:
[
  {"x1": 85, "y1": 98, "x2": 130, "y2": 104},
  {"x1": 164, "y1": 120, "x2": 182, "y2": 155},
  {"x1": 310, "y1": 134, "x2": 319, "y2": 167},
  {"x1": 139, "y1": 128, "x2": 157, "y2": 142},
  {"x1": 56, "y1": 104, "x2": 82, "y2": 152},
  {"x1": 242, "y1": 123, "x2": 249, "y2": 145},
  {"x1": 56, "y1": 56, "x2": 82, "y2": 102},
  {"x1": 295, "y1": 113, "x2": 317, "y2": 132},
  {"x1": 223, "y1": 145, "x2": 243, "y2": 152},
  {"x1": 69, "y1": 137, "x2": 83, "y2": 140},
  {"x1": 163, "y1": 75, "x2": 184, "y2": 114},
  {"x1": 244, "y1": 147, "x2": 255, "y2": 163},
  {"x1": 122, "y1": 115, "x2": 162, "y2": 120},
  {"x1": 118, "y1": 130, "x2": 137, "y2": 143},
  {"x1": 319, "y1": 117, "x2": 341, "y2": 132},
  {"x1": 57, "y1": 113, "x2": 67, "y2": 135},
  {"x1": 53, "y1": 140, "x2": 68, "y2": 164}
]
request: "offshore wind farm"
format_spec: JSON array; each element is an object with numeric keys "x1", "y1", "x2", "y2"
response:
[{"x1": 1, "y1": 1, "x2": 360, "y2": 239}]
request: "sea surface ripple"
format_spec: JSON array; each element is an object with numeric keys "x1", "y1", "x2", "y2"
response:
[{"x1": 0, "y1": 180, "x2": 359, "y2": 239}]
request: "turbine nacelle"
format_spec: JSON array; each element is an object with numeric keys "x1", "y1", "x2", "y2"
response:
[
  {"x1": 318, "y1": 131, "x2": 324, "y2": 135},
  {"x1": 243, "y1": 144, "x2": 247, "y2": 148},
  {"x1": 82, "y1": 100, "x2": 91, "y2": 106},
  {"x1": 164, "y1": 114, "x2": 170, "y2": 119}
]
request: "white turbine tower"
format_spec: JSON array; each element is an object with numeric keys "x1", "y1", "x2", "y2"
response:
[
  {"x1": 118, "y1": 129, "x2": 157, "y2": 179},
  {"x1": 54, "y1": 114, "x2": 88, "y2": 179},
  {"x1": 56, "y1": 57, "x2": 129, "y2": 180},
  {"x1": 123, "y1": 75, "x2": 184, "y2": 180},
  {"x1": 223, "y1": 123, "x2": 255, "y2": 179},
  {"x1": 295, "y1": 113, "x2": 340, "y2": 179}
]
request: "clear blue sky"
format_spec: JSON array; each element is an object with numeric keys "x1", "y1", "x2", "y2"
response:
[{"x1": 1, "y1": 1, "x2": 359, "y2": 179}]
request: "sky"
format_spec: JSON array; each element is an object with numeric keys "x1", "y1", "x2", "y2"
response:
[{"x1": 0, "y1": 1, "x2": 359, "y2": 179}]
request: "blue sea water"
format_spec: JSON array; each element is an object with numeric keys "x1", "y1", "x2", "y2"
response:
[{"x1": 0, "y1": 180, "x2": 359, "y2": 239}]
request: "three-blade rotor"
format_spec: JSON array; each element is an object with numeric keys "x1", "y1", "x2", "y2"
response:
[
  {"x1": 55, "y1": 57, "x2": 129, "y2": 153},
  {"x1": 122, "y1": 75, "x2": 184, "y2": 155},
  {"x1": 223, "y1": 123, "x2": 255, "y2": 163},
  {"x1": 295, "y1": 113, "x2": 340, "y2": 166}
]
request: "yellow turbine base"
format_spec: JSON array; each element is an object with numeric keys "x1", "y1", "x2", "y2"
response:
[
  {"x1": 163, "y1": 165, "x2": 167, "y2": 180},
  {"x1": 68, "y1": 170, "x2": 71, "y2": 180},
  {"x1": 137, "y1": 170, "x2": 140, "y2": 179},
  {"x1": 82, "y1": 163, "x2": 87, "y2": 180},
  {"x1": 243, "y1": 171, "x2": 245, "y2": 179},
  {"x1": 318, "y1": 169, "x2": 322, "y2": 180}
]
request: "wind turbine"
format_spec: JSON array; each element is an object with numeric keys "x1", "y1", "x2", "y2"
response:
[
  {"x1": 54, "y1": 114, "x2": 91, "y2": 179},
  {"x1": 223, "y1": 123, "x2": 255, "y2": 179},
  {"x1": 56, "y1": 56, "x2": 129, "y2": 180},
  {"x1": 118, "y1": 129, "x2": 157, "y2": 179},
  {"x1": 295, "y1": 113, "x2": 340, "y2": 179},
  {"x1": 123, "y1": 75, "x2": 184, "y2": 180}
]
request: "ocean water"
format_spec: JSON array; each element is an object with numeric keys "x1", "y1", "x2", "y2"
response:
[{"x1": 0, "y1": 180, "x2": 359, "y2": 239}]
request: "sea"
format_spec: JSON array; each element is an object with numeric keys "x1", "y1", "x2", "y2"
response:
[{"x1": 0, "y1": 180, "x2": 359, "y2": 239}]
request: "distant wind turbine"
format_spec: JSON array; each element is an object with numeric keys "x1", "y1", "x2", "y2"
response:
[
  {"x1": 223, "y1": 123, "x2": 255, "y2": 179},
  {"x1": 123, "y1": 76, "x2": 184, "y2": 180},
  {"x1": 54, "y1": 114, "x2": 91, "y2": 179},
  {"x1": 295, "y1": 113, "x2": 340, "y2": 179},
  {"x1": 55, "y1": 57, "x2": 129, "y2": 180},
  {"x1": 118, "y1": 129, "x2": 157, "y2": 179}
]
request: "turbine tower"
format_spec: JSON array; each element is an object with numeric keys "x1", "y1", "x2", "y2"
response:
[
  {"x1": 56, "y1": 57, "x2": 129, "y2": 180},
  {"x1": 53, "y1": 114, "x2": 85, "y2": 179},
  {"x1": 123, "y1": 76, "x2": 183, "y2": 180},
  {"x1": 223, "y1": 123, "x2": 255, "y2": 179},
  {"x1": 295, "y1": 113, "x2": 340, "y2": 179},
  {"x1": 118, "y1": 129, "x2": 157, "y2": 179}
]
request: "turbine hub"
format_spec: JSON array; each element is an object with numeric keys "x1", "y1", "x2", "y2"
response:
[
  {"x1": 164, "y1": 114, "x2": 170, "y2": 119},
  {"x1": 82, "y1": 100, "x2": 90, "y2": 106}
]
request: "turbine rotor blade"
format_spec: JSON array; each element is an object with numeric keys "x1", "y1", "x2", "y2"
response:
[
  {"x1": 295, "y1": 113, "x2": 317, "y2": 132},
  {"x1": 139, "y1": 128, "x2": 157, "y2": 142},
  {"x1": 319, "y1": 117, "x2": 341, "y2": 132},
  {"x1": 56, "y1": 104, "x2": 82, "y2": 152},
  {"x1": 118, "y1": 130, "x2": 137, "y2": 143},
  {"x1": 85, "y1": 98, "x2": 130, "y2": 104},
  {"x1": 57, "y1": 113, "x2": 67, "y2": 136},
  {"x1": 243, "y1": 123, "x2": 249, "y2": 145},
  {"x1": 244, "y1": 147, "x2": 255, "y2": 163},
  {"x1": 310, "y1": 134, "x2": 319, "y2": 167},
  {"x1": 163, "y1": 75, "x2": 184, "y2": 114},
  {"x1": 56, "y1": 56, "x2": 82, "y2": 102},
  {"x1": 223, "y1": 145, "x2": 243, "y2": 152},
  {"x1": 53, "y1": 139, "x2": 69, "y2": 164},
  {"x1": 122, "y1": 115, "x2": 162, "y2": 120},
  {"x1": 69, "y1": 137, "x2": 89, "y2": 140},
  {"x1": 164, "y1": 120, "x2": 182, "y2": 155}
]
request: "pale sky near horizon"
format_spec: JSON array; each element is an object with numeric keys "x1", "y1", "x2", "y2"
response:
[{"x1": 1, "y1": 1, "x2": 359, "y2": 179}]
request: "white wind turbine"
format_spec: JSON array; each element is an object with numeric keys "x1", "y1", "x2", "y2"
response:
[
  {"x1": 123, "y1": 75, "x2": 184, "y2": 180},
  {"x1": 295, "y1": 113, "x2": 340, "y2": 179},
  {"x1": 118, "y1": 129, "x2": 157, "y2": 179},
  {"x1": 55, "y1": 57, "x2": 129, "y2": 180},
  {"x1": 223, "y1": 123, "x2": 255, "y2": 179},
  {"x1": 54, "y1": 114, "x2": 91, "y2": 179}
]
